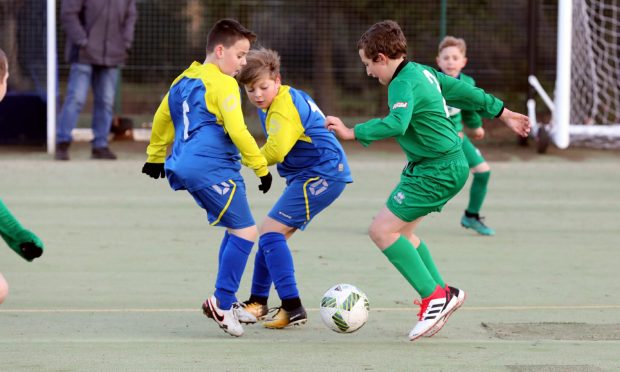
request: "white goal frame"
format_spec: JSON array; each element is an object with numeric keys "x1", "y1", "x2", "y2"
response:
[
  {"x1": 528, "y1": 0, "x2": 620, "y2": 149},
  {"x1": 46, "y1": 0, "x2": 57, "y2": 154}
]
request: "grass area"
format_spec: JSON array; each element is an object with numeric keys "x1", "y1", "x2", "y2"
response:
[{"x1": 1, "y1": 145, "x2": 619, "y2": 370}]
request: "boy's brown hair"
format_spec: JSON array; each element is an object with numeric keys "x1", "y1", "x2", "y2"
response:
[
  {"x1": 357, "y1": 20, "x2": 407, "y2": 62},
  {"x1": 236, "y1": 48, "x2": 280, "y2": 86},
  {"x1": 0, "y1": 48, "x2": 7, "y2": 78},
  {"x1": 206, "y1": 19, "x2": 257, "y2": 53},
  {"x1": 438, "y1": 36, "x2": 467, "y2": 56}
]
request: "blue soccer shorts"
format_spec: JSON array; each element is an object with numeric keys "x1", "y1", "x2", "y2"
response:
[
  {"x1": 268, "y1": 177, "x2": 347, "y2": 231},
  {"x1": 189, "y1": 178, "x2": 255, "y2": 229}
]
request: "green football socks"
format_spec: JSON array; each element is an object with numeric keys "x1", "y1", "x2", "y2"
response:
[
  {"x1": 466, "y1": 171, "x2": 490, "y2": 215},
  {"x1": 0, "y1": 200, "x2": 44, "y2": 261},
  {"x1": 416, "y1": 240, "x2": 445, "y2": 288},
  {"x1": 383, "y1": 235, "x2": 437, "y2": 298}
]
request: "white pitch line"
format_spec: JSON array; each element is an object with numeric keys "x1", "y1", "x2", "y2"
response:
[{"x1": 1, "y1": 304, "x2": 620, "y2": 313}]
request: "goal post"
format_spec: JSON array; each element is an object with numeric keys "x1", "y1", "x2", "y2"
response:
[
  {"x1": 554, "y1": 0, "x2": 572, "y2": 149},
  {"x1": 550, "y1": 0, "x2": 620, "y2": 149},
  {"x1": 46, "y1": 0, "x2": 57, "y2": 154}
]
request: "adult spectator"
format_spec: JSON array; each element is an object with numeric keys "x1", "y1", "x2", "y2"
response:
[{"x1": 55, "y1": 0, "x2": 137, "y2": 160}]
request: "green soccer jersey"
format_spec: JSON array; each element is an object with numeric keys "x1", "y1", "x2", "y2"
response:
[
  {"x1": 446, "y1": 73, "x2": 483, "y2": 132},
  {"x1": 354, "y1": 61, "x2": 503, "y2": 163}
]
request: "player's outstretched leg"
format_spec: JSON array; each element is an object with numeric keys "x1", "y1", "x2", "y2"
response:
[{"x1": 423, "y1": 285, "x2": 467, "y2": 337}]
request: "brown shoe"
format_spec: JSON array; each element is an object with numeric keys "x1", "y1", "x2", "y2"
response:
[
  {"x1": 55, "y1": 142, "x2": 70, "y2": 161},
  {"x1": 92, "y1": 147, "x2": 117, "y2": 160}
]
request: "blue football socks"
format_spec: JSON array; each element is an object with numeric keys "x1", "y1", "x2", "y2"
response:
[
  {"x1": 260, "y1": 232, "x2": 299, "y2": 301},
  {"x1": 250, "y1": 242, "x2": 272, "y2": 298},
  {"x1": 214, "y1": 233, "x2": 253, "y2": 310},
  {"x1": 217, "y1": 230, "x2": 230, "y2": 269}
]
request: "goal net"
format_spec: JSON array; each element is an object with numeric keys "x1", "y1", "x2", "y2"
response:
[{"x1": 559, "y1": 0, "x2": 620, "y2": 148}]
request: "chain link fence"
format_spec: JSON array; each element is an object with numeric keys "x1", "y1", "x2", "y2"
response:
[{"x1": 2, "y1": 0, "x2": 559, "y2": 134}]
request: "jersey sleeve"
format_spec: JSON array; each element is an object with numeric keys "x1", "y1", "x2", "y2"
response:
[
  {"x1": 353, "y1": 79, "x2": 414, "y2": 146},
  {"x1": 146, "y1": 93, "x2": 175, "y2": 163},
  {"x1": 217, "y1": 82, "x2": 268, "y2": 177},
  {"x1": 461, "y1": 109, "x2": 483, "y2": 129},
  {"x1": 432, "y1": 70, "x2": 504, "y2": 118},
  {"x1": 459, "y1": 76, "x2": 483, "y2": 129},
  {"x1": 261, "y1": 109, "x2": 304, "y2": 165}
]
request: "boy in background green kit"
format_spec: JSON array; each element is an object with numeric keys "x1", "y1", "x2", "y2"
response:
[{"x1": 437, "y1": 36, "x2": 495, "y2": 236}]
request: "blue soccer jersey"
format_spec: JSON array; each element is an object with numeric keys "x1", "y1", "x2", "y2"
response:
[
  {"x1": 146, "y1": 62, "x2": 268, "y2": 192},
  {"x1": 256, "y1": 85, "x2": 352, "y2": 184}
]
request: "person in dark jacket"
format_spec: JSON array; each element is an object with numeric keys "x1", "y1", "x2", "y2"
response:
[{"x1": 55, "y1": 0, "x2": 137, "y2": 160}]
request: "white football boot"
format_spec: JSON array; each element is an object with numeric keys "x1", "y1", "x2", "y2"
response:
[
  {"x1": 232, "y1": 302, "x2": 258, "y2": 324},
  {"x1": 408, "y1": 285, "x2": 455, "y2": 341},
  {"x1": 424, "y1": 285, "x2": 467, "y2": 338},
  {"x1": 201, "y1": 295, "x2": 244, "y2": 337}
]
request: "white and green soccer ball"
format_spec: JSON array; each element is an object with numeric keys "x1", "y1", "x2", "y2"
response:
[{"x1": 320, "y1": 283, "x2": 369, "y2": 333}]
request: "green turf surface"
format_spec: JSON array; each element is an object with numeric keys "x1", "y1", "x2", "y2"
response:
[{"x1": 1, "y1": 143, "x2": 619, "y2": 371}]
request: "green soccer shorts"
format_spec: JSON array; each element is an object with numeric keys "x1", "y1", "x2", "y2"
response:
[
  {"x1": 386, "y1": 151, "x2": 469, "y2": 222},
  {"x1": 461, "y1": 135, "x2": 486, "y2": 168}
]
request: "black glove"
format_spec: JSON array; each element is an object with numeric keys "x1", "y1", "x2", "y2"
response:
[
  {"x1": 258, "y1": 172, "x2": 272, "y2": 194},
  {"x1": 19, "y1": 242, "x2": 43, "y2": 262},
  {"x1": 142, "y1": 162, "x2": 165, "y2": 179}
]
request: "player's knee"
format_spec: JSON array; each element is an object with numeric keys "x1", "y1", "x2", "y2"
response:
[
  {"x1": 368, "y1": 223, "x2": 387, "y2": 247},
  {"x1": 0, "y1": 274, "x2": 9, "y2": 305},
  {"x1": 472, "y1": 162, "x2": 490, "y2": 173},
  {"x1": 231, "y1": 225, "x2": 259, "y2": 242}
]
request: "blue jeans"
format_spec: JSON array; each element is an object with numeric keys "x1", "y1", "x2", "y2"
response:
[{"x1": 56, "y1": 63, "x2": 119, "y2": 148}]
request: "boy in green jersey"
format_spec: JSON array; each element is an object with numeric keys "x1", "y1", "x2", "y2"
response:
[
  {"x1": 0, "y1": 48, "x2": 45, "y2": 304},
  {"x1": 437, "y1": 36, "x2": 495, "y2": 236},
  {"x1": 325, "y1": 20, "x2": 529, "y2": 341}
]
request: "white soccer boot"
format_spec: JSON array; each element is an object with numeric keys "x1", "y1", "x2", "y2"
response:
[
  {"x1": 408, "y1": 285, "x2": 454, "y2": 341},
  {"x1": 424, "y1": 285, "x2": 467, "y2": 338},
  {"x1": 201, "y1": 295, "x2": 244, "y2": 337},
  {"x1": 232, "y1": 301, "x2": 258, "y2": 324}
]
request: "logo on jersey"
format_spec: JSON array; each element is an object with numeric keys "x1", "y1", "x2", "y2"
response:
[
  {"x1": 268, "y1": 117, "x2": 281, "y2": 135},
  {"x1": 309, "y1": 178, "x2": 328, "y2": 196},
  {"x1": 222, "y1": 94, "x2": 239, "y2": 112},
  {"x1": 392, "y1": 102, "x2": 408, "y2": 110},
  {"x1": 393, "y1": 191, "x2": 405, "y2": 204},
  {"x1": 212, "y1": 181, "x2": 231, "y2": 195}
]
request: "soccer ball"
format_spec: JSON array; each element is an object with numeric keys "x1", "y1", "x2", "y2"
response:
[{"x1": 320, "y1": 283, "x2": 369, "y2": 333}]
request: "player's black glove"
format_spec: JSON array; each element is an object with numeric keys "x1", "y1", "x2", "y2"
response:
[
  {"x1": 19, "y1": 242, "x2": 43, "y2": 262},
  {"x1": 258, "y1": 172, "x2": 273, "y2": 194},
  {"x1": 142, "y1": 162, "x2": 165, "y2": 179}
]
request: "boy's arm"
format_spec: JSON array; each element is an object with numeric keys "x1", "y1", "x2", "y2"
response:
[
  {"x1": 146, "y1": 93, "x2": 175, "y2": 163},
  {"x1": 434, "y1": 70, "x2": 529, "y2": 136},
  {"x1": 260, "y1": 110, "x2": 304, "y2": 165},
  {"x1": 219, "y1": 89, "x2": 269, "y2": 178},
  {"x1": 461, "y1": 109, "x2": 483, "y2": 129},
  {"x1": 353, "y1": 80, "x2": 414, "y2": 146},
  {"x1": 458, "y1": 76, "x2": 484, "y2": 130},
  {"x1": 431, "y1": 69, "x2": 504, "y2": 118}
]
